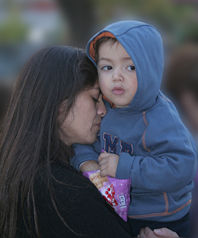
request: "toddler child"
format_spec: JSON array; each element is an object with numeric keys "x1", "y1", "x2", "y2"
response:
[{"x1": 71, "y1": 20, "x2": 197, "y2": 237}]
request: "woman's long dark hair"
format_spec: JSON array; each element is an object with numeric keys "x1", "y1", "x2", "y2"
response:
[{"x1": 0, "y1": 46, "x2": 97, "y2": 237}]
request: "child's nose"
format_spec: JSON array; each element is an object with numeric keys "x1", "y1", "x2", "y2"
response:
[{"x1": 112, "y1": 67, "x2": 124, "y2": 81}]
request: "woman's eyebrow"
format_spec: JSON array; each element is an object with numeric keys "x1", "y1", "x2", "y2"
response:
[{"x1": 93, "y1": 86, "x2": 100, "y2": 91}]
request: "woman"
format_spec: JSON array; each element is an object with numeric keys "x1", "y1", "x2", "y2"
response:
[
  {"x1": 0, "y1": 45, "x2": 180, "y2": 238},
  {"x1": 0, "y1": 46, "x2": 135, "y2": 238}
]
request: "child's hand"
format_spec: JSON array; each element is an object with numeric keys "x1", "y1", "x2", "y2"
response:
[
  {"x1": 98, "y1": 151, "x2": 119, "y2": 177},
  {"x1": 79, "y1": 160, "x2": 100, "y2": 172}
]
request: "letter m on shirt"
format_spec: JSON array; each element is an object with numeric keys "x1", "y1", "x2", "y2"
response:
[{"x1": 103, "y1": 133, "x2": 118, "y2": 154}]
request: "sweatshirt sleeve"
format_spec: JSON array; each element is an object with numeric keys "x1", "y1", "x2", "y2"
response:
[
  {"x1": 70, "y1": 141, "x2": 100, "y2": 170},
  {"x1": 116, "y1": 108, "x2": 197, "y2": 192}
]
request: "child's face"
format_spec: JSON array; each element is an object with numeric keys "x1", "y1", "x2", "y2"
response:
[{"x1": 97, "y1": 40, "x2": 137, "y2": 108}]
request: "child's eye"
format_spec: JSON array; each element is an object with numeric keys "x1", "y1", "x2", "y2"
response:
[
  {"x1": 101, "y1": 65, "x2": 112, "y2": 71},
  {"x1": 127, "y1": 65, "x2": 136, "y2": 71}
]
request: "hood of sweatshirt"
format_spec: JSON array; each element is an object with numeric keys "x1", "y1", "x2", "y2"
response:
[{"x1": 86, "y1": 20, "x2": 164, "y2": 112}]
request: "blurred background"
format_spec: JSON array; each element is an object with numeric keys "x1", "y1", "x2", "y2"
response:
[
  {"x1": 0, "y1": 0, "x2": 198, "y2": 83},
  {"x1": 1, "y1": 1, "x2": 198, "y2": 224},
  {"x1": 0, "y1": 0, "x2": 198, "y2": 131}
]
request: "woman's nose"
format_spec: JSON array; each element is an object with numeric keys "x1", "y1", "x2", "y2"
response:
[{"x1": 97, "y1": 99, "x2": 106, "y2": 117}]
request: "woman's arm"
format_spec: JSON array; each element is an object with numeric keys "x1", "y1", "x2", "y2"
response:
[{"x1": 35, "y1": 166, "x2": 132, "y2": 238}]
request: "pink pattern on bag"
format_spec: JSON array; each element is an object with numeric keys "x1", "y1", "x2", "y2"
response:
[{"x1": 83, "y1": 170, "x2": 131, "y2": 221}]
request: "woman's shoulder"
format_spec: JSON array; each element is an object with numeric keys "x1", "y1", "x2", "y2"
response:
[
  {"x1": 52, "y1": 161, "x2": 95, "y2": 187},
  {"x1": 32, "y1": 162, "x2": 132, "y2": 238},
  {"x1": 35, "y1": 161, "x2": 100, "y2": 199}
]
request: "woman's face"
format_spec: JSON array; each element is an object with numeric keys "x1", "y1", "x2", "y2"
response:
[{"x1": 58, "y1": 83, "x2": 106, "y2": 145}]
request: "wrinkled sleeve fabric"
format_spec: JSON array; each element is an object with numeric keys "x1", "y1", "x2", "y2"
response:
[
  {"x1": 71, "y1": 140, "x2": 100, "y2": 170},
  {"x1": 116, "y1": 106, "x2": 197, "y2": 192}
]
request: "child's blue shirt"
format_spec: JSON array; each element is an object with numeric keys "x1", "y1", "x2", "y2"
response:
[{"x1": 71, "y1": 20, "x2": 197, "y2": 222}]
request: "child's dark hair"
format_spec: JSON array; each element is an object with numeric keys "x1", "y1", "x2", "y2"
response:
[{"x1": 94, "y1": 36, "x2": 117, "y2": 63}]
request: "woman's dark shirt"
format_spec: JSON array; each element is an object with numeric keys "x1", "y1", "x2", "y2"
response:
[{"x1": 17, "y1": 162, "x2": 132, "y2": 237}]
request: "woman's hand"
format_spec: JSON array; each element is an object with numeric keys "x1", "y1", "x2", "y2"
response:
[{"x1": 139, "y1": 227, "x2": 179, "y2": 238}]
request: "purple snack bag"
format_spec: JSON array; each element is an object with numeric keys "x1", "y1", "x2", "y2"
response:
[{"x1": 83, "y1": 170, "x2": 131, "y2": 221}]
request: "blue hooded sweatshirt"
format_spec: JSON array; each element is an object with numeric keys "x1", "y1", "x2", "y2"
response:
[{"x1": 71, "y1": 20, "x2": 197, "y2": 222}]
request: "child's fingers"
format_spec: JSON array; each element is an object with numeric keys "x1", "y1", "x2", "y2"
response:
[
  {"x1": 98, "y1": 157, "x2": 108, "y2": 168},
  {"x1": 100, "y1": 167, "x2": 108, "y2": 177},
  {"x1": 99, "y1": 159, "x2": 109, "y2": 174},
  {"x1": 98, "y1": 155, "x2": 104, "y2": 162},
  {"x1": 98, "y1": 152, "x2": 108, "y2": 161}
]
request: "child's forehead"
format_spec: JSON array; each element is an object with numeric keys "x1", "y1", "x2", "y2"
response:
[
  {"x1": 98, "y1": 40, "x2": 132, "y2": 60},
  {"x1": 99, "y1": 39, "x2": 120, "y2": 51}
]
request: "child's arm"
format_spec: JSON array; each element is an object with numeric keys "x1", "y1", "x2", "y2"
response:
[
  {"x1": 116, "y1": 148, "x2": 197, "y2": 192},
  {"x1": 70, "y1": 143, "x2": 100, "y2": 171},
  {"x1": 98, "y1": 136, "x2": 196, "y2": 191},
  {"x1": 115, "y1": 128, "x2": 197, "y2": 192}
]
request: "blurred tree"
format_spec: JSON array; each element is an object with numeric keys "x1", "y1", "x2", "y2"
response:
[
  {"x1": 96, "y1": 0, "x2": 198, "y2": 46},
  {"x1": 0, "y1": 12, "x2": 28, "y2": 45},
  {"x1": 126, "y1": 0, "x2": 198, "y2": 45},
  {"x1": 56, "y1": 0, "x2": 98, "y2": 48},
  {"x1": 55, "y1": 0, "x2": 197, "y2": 48},
  {"x1": 0, "y1": 1, "x2": 28, "y2": 45}
]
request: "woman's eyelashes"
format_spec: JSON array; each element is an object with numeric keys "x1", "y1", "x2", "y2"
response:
[
  {"x1": 92, "y1": 97, "x2": 99, "y2": 103},
  {"x1": 92, "y1": 94, "x2": 100, "y2": 103},
  {"x1": 92, "y1": 92, "x2": 102, "y2": 104}
]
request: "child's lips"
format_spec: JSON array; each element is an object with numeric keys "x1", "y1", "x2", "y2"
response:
[{"x1": 112, "y1": 87, "x2": 125, "y2": 95}]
